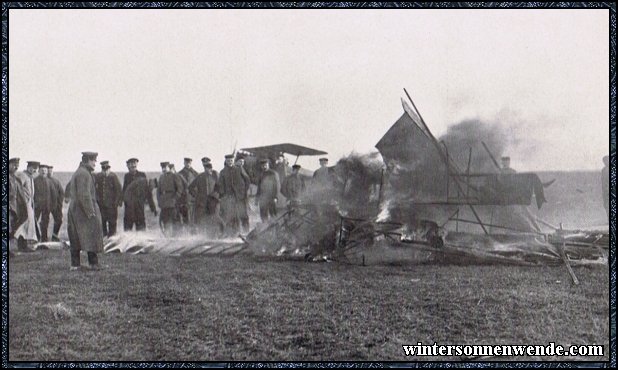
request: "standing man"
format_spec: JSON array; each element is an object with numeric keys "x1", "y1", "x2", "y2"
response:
[
  {"x1": 313, "y1": 158, "x2": 335, "y2": 189},
  {"x1": 274, "y1": 153, "x2": 288, "y2": 182},
  {"x1": 123, "y1": 177, "x2": 157, "y2": 231},
  {"x1": 157, "y1": 162, "x2": 183, "y2": 235},
  {"x1": 217, "y1": 154, "x2": 250, "y2": 235},
  {"x1": 256, "y1": 159, "x2": 280, "y2": 222},
  {"x1": 500, "y1": 156, "x2": 516, "y2": 174},
  {"x1": 123, "y1": 158, "x2": 147, "y2": 190},
  {"x1": 189, "y1": 158, "x2": 224, "y2": 236},
  {"x1": 15, "y1": 161, "x2": 40, "y2": 251},
  {"x1": 47, "y1": 166, "x2": 65, "y2": 241},
  {"x1": 9, "y1": 158, "x2": 28, "y2": 249},
  {"x1": 274, "y1": 153, "x2": 289, "y2": 207},
  {"x1": 602, "y1": 155, "x2": 610, "y2": 219},
  {"x1": 34, "y1": 165, "x2": 53, "y2": 242},
  {"x1": 178, "y1": 157, "x2": 199, "y2": 227},
  {"x1": 168, "y1": 163, "x2": 185, "y2": 227},
  {"x1": 202, "y1": 157, "x2": 218, "y2": 177},
  {"x1": 123, "y1": 158, "x2": 148, "y2": 231},
  {"x1": 95, "y1": 161, "x2": 123, "y2": 237},
  {"x1": 67, "y1": 152, "x2": 104, "y2": 270},
  {"x1": 235, "y1": 155, "x2": 251, "y2": 232},
  {"x1": 281, "y1": 164, "x2": 306, "y2": 210}
]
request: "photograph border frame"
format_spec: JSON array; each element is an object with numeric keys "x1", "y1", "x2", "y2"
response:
[{"x1": 1, "y1": 2, "x2": 615, "y2": 368}]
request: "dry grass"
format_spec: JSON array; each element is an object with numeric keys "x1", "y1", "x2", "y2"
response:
[{"x1": 8, "y1": 249, "x2": 609, "y2": 362}]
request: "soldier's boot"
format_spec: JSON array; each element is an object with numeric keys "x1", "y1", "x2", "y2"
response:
[
  {"x1": 52, "y1": 221, "x2": 61, "y2": 241},
  {"x1": 17, "y1": 237, "x2": 35, "y2": 253},
  {"x1": 17, "y1": 236, "x2": 26, "y2": 250}
]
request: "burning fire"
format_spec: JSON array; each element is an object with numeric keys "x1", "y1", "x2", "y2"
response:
[{"x1": 376, "y1": 199, "x2": 391, "y2": 222}]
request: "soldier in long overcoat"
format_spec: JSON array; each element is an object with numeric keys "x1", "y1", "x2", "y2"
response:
[
  {"x1": 123, "y1": 177, "x2": 157, "y2": 231},
  {"x1": 235, "y1": 156, "x2": 251, "y2": 232},
  {"x1": 157, "y1": 162, "x2": 184, "y2": 235},
  {"x1": 313, "y1": 158, "x2": 336, "y2": 189},
  {"x1": 217, "y1": 154, "x2": 250, "y2": 235},
  {"x1": 178, "y1": 157, "x2": 199, "y2": 226},
  {"x1": 9, "y1": 158, "x2": 28, "y2": 247},
  {"x1": 34, "y1": 165, "x2": 53, "y2": 242},
  {"x1": 95, "y1": 161, "x2": 123, "y2": 237},
  {"x1": 281, "y1": 164, "x2": 307, "y2": 210},
  {"x1": 47, "y1": 166, "x2": 65, "y2": 241},
  {"x1": 123, "y1": 158, "x2": 148, "y2": 231},
  {"x1": 15, "y1": 161, "x2": 40, "y2": 251},
  {"x1": 189, "y1": 159, "x2": 224, "y2": 236},
  {"x1": 256, "y1": 159, "x2": 280, "y2": 222},
  {"x1": 67, "y1": 152, "x2": 104, "y2": 270}
]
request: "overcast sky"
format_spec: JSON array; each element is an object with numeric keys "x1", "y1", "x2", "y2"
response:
[{"x1": 9, "y1": 9, "x2": 609, "y2": 172}]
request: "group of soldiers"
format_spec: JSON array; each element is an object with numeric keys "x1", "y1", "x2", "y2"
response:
[
  {"x1": 151, "y1": 153, "x2": 334, "y2": 237},
  {"x1": 8, "y1": 158, "x2": 64, "y2": 251},
  {"x1": 8, "y1": 151, "x2": 338, "y2": 269}
]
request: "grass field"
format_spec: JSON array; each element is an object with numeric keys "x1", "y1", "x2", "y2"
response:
[{"x1": 8, "y1": 249, "x2": 609, "y2": 362}]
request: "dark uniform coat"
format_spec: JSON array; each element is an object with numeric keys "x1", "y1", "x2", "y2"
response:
[
  {"x1": 313, "y1": 167, "x2": 336, "y2": 188},
  {"x1": 123, "y1": 178, "x2": 156, "y2": 220},
  {"x1": 123, "y1": 171, "x2": 147, "y2": 193},
  {"x1": 49, "y1": 176, "x2": 65, "y2": 213},
  {"x1": 67, "y1": 163, "x2": 103, "y2": 253},
  {"x1": 189, "y1": 171, "x2": 219, "y2": 208},
  {"x1": 178, "y1": 167, "x2": 198, "y2": 202},
  {"x1": 34, "y1": 175, "x2": 53, "y2": 213},
  {"x1": 257, "y1": 169, "x2": 280, "y2": 203},
  {"x1": 274, "y1": 162, "x2": 288, "y2": 183},
  {"x1": 95, "y1": 172, "x2": 123, "y2": 208},
  {"x1": 123, "y1": 171, "x2": 149, "y2": 229},
  {"x1": 281, "y1": 173, "x2": 306, "y2": 202},
  {"x1": 174, "y1": 172, "x2": 188, "y2": 200},
  {"x1": 217, "y1": 165, "x2": 250, "y2": 226},
  {"x1": 218, "y1": 166, "x2": 250, "y2": 200},
  {"x1": 157, "y1": 172, "x2": 184, "y2": 209},
  {"x1": 189, "y1": 171, "x2": 223, "y2": 232},
  {"x1": 48, "y1": 175, "x2": 65, "y2": 240},
  {"x1": 313, "y1": 166, "x2": 328, "y2": 181},
  {"x1": 179, "y1": 167, "x2": 199, "y2": 184},
  {"x1": 34, "y1": 174, "x2": 54, "y2": 241}
]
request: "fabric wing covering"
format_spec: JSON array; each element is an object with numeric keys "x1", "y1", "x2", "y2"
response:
[
  {"x1": 479, "y1": 173, "x2": 547, "y2": 209},
  {"x1": 240, "y1": 143, "x2": 327, "y2": 158}
]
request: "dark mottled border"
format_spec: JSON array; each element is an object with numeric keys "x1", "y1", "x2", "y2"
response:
[{"x1": 1, "y1": 2, "x2": 615, "y2": 369}]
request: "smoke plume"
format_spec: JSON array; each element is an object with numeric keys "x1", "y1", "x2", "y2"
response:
[
  {"x1": 439, "y1": 118, "x2": 511, "y2": 173},
  {"x1": 380, "y1": 117, "x2": 517, "y2": 203}
]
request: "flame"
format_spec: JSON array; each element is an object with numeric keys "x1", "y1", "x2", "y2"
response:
[{"x1": 376, "y1": 199, "x2": 391, "y2": 222}]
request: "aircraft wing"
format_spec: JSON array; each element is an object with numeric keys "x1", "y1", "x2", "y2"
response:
[{"x1": 240, "y1": 143, "x2": 327, "y2": 158}]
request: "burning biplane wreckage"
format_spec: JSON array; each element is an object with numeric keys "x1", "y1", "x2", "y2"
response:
[{"x1": 96, "y1": 90, "x2": 607, "y2": 278}]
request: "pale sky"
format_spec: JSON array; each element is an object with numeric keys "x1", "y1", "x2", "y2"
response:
[{"x1": 8, "y1": 9, "x2": 609, "y2": 172}]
